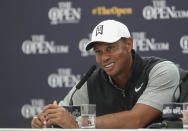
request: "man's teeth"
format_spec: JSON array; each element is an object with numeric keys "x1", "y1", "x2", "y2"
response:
[{"x1": 105, "y1": 63, "x2": 114, "y2": 68}]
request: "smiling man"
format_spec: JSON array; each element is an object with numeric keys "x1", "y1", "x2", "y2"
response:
[{"x1": 32, "y1": 20, "x2": 180, "y2": 128}]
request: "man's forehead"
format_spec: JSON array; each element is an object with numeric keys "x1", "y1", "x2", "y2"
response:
[{"x1": 93, "y1": 42, "x2": 115, "y2": 49}]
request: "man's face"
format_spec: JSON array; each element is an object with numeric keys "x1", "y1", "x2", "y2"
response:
[{"x1": 93, "y1": 38, "x2": 133, "y2": 77}]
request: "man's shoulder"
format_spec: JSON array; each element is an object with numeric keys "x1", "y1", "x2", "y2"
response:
[
  {"x1": 142, "y1": 56, "x2": 166, "y2": 65},
  {"x1": 148, "y1": 60, "x2": 180, "y2": 87},
  {"x1": 149, "y1": 61, "x2": 179, "y2": 76}
]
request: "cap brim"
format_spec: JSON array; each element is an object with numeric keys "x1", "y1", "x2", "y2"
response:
[
  {"x1": 86, "y1": 41, "x2": 95, "y2": 51},
  {"x1": 85, "y1": 37, "x2": 122, "y2": 51}
]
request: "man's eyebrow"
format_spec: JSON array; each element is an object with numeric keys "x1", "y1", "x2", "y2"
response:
[
  {"x1": 93, "y1": 48, "x2": 98, "y2": 51},
  {"x1": 93, "y1": 47, "x2": 98, "y2": 51}
]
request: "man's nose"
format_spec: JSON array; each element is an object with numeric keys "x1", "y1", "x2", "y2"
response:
[{"x1": 101, "y1": 52, "x2": 110, "y2": 63}]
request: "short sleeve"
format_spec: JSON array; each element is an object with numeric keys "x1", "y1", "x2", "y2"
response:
[{"x1": 137, "y1": 61, "x2": 180, "y2": 111}]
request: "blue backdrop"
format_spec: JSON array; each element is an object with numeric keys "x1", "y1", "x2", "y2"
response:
[{"x1": 0, "y1": 0, "x2": 188, "y2": 128}]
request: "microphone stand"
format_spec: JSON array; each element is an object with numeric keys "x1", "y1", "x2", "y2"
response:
[{"x1": 69, "y1": 88, "x2": 77, "y2": 106}]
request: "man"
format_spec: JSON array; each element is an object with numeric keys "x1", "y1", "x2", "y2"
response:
[{"x1": 32, "y1": 20, "x2": 180, "y2": 128}]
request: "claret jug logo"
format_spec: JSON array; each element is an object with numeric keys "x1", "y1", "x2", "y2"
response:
[
  {"x1": 143, "y1": 0, "x2": 188, "y2": 20},
  {"x1": 48, "y1": 1, "x2": 81, "y2": 25},
  {"x1": 48, "y1": 68, "x2": 81, "y2": 88},
  {"x1": 21, "y1": 99, "x2": 45, "y2": 119},
  {"x1": 132, "y1": 32, "x2": 169, "y2": 52},
  {"x1": 79, "y1": 34, "x2": 94, "y2": 57},
  {"x1": 22, "y1": 35, "x2": 69, "y2": 55},
  {"x1": 180, "y1": 35, "x2": 188, "y2": 54}
]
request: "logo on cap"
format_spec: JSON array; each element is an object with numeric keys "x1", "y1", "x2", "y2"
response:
[{"x1": 96, "y1": 25, "x2": 103, "y2": 36}]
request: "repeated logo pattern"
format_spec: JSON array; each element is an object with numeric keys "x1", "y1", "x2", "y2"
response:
[{"x1": 1, "y1": 0, "x2": 188, "y2": 127}]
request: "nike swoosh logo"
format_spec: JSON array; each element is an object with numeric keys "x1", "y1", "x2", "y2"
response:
[{"x1": 135, "y1": 83, "x2": 144, "y2": 92}]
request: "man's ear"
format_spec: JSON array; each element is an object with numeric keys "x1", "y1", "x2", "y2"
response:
[{"x1": 126, "y1": 37, "x2": 133, "y2": 53}]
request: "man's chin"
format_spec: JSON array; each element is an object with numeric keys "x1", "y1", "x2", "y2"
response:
[
  {"x1": 102, "y1": 68, "x2": 116, "y2": 76},
  {"x1": 105, "y1": 71, "x2": 116, "y2": 77}
]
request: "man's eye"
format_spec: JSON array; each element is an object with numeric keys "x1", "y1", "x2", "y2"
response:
[
  {"x1": 107, "y1": 46, "x2": 114, "y2": 51},
  {"x1": 94, "y1": 50, "x2": 101, "y2": 54}
]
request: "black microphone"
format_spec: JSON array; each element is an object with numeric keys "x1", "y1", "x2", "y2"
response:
[
  {"x1": 75, "y1": 65, "x2": 97, "y2": 89},
  {"x1": 69, "y1": 65, "x2": 96, "y2": 105}
]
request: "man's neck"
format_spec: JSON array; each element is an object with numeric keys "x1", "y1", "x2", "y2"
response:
[{"x1": 112, "y1": 71, "x2": 130, "y2": 90}]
